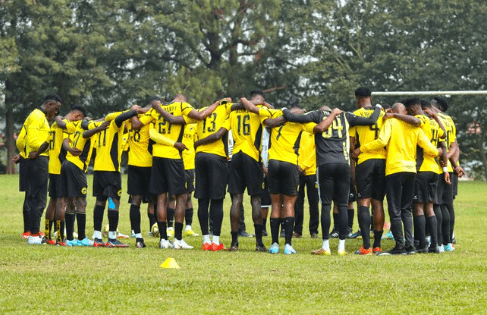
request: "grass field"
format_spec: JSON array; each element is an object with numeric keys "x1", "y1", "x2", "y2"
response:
[{"x1": 0, "y1": 175, "x2": 486, "y2": 314}]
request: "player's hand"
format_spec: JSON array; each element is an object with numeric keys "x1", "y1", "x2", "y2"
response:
[
  {"x1": 444, "y1": 172, "x2": 451, "y2": 185},
  {"x1": 70, "y1": 148, "x2": 82, "y2": 157},
  {"x1": 12, "y1": 154, "x2": 21, "y2": 164},
  {"x1": 131, "y1": 105, "x2": 142, "y2": 113},
  {"x1": 100, "y1": 121, "x2": 111, "y2": 129},
  {"x1": 262, "y1": 165, "x2": 268, "y2": 177},
  {"x1": 423, "y1": 107, "x2": 436, "y2": 117},
  {"x1": 437, "y1": 147, "x2": 443, "y2": 156},
  {"x1": 297, "y1": 165, "x2": 305, "y2": 175},
  {"x1": 454, "y1": 166, "x2": 465, "y2": 177},
  {"x1": 174, "y1": 142, "x2": 187, "y2": 151},
  {"x1": 28, "y1": 151, "x2": 39, "y2": 159},
  {"x1": 331, "y1": 108, "x2": 343, "y2": 116},
  {"x1": 383, "y1": 112, "x2": 394, "y2": 120},
  {"x1": 219, "y1": 97, "x2": 232, "y2": 105},
  {"x1": 351, "y1": 148, "x2": 361, "y2": 159}
]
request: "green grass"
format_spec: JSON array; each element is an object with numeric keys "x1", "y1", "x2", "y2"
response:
[{"x1": 0, "y1": 175, "x2": 486, "y2": 314}]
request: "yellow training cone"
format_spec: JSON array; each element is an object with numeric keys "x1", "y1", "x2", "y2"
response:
[{"x1": 160, "y1": 257, "x2": 180, "y2": 269}]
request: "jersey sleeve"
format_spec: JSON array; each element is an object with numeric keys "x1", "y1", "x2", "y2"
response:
[
  {"x1": 417, "y1": 128, "x2": 439, "y2": 156},
  {"x1": 301, "y1": 122, "x2": 317, "y2": 133},
  {"x1": 26, "y1": 114, "x2": 49, "y2": 152},
  {"x1": 105, "y1": 111, "x2": 122, "y2": 122},
  {"x1": 65, "y1": 120, "x2": 77, "y2": 134},
  {"x1": 361, "y1": 119, "x2": 392, "y2": 153},
  {"x1": 16, "y1": 125, "x2": 26, "y2": 152},
  {"x1": 181, "y1": 102, "x2": 195, "y2": 116},
  {"x1": 346, "y1": 107, "x2": 380, "y2": 127},
  {"x1": 149, "y1": 123, "x2": 176, "y2": 146}
]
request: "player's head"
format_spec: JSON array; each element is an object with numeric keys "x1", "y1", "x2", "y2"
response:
[
  {"x1": 402, "y1": 98, "x2": 422, "y2": 115},
  {"x1": 431, "y1": 97, "x2": 448, "y2": 112},
  {"x1": 355, "y1": 87, "x2": 372, "y2": 108},
  {"x1": 42, "y1": 94, "x2": 62, "y2": 115},
  {"x1": 173, "y1": 93, "x2": 187, "y2": 102},
  {"x1": 147, "y1": 96, "x2": 162, "y2": 107},
  {"x1": 249, "y1": 90, "x2": 265, "y2": 103},
  {"x1": 289, "y1": 102, "x2": 305, "y2": 114},
  {"x1": 392, "y1": 102, "x2": 407, "y2": 115},
  {"x1": 65, "y1": 104, "x2": 86, "y2": 121},
  {"x1": 382, "y1": 104, "x2": 392, "y2": 112},
  {"x1": 420, "y1": 99, "x2": 432, "y2": 109}
]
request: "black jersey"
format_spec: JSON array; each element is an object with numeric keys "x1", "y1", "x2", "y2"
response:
[{"x1": 283, "y1": 107, "x2": 381, "y2": 166}]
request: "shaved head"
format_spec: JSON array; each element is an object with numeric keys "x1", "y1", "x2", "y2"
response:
[{"x1": 392, "y1": 103, "x2": 407, "y2": 115}]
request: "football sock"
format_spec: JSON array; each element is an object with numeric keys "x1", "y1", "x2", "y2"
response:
[
  {"x1": 93, "y1": 204, "x2": 105, "y2": 232},
  {"x1": 65, "y1": 213, "x2": 75, "y2": 241},
  {"x1": 414, "y1": 215, "x2": 426, "y2": 249},
  {"x1": 358, "y1": 206, "x2": 371, "y2": 249},
  {"x1": 321, "y1": 204, "x2": 331, "y2": 239},
  {"x1": 433, "y1": 204, "x2": 443, "y2": 245},
  {"x1": 76, "y1": 213, "x2": 86, "y2": 240},
  {"x1": 185, "y1": 225, "x2": 192, "y2": 231},
  {"x1": 175, "y1": 222, "x2": 183, "y2": 240},
  {"x1": 332, "y1": 212, "x2": 338, "y2": 232},
  {"x1": 203, "y1": 234, "x2": 211, "y2": 244},
  {"x1": 157, "y1": 221, "x2": 167, "y2": 240},
  {"x1": 440, "y1": 204, "x2": 451, "y2": 246},
  {"x1": 209, "y1": 199, "x2": 223, "y2": 237},
  {"x1": 212, "y1": 235, "x2": 220, "y2": 245},
  {"x1": 284, "y1": 217, "x2": 295, "y2": 245},
  {"x1": 107, "y1": 210, "x2": 119, "y2": 235},
  {"x1": 108, "y1": 231, "x2": 116, "y2": 240},
  {"x1": 373, "y1": 230, "x2": 383, "y2": 248},
  {"x1": 338, "y1": 206, "x2": 349, "y2": 240},
  {"x1": 23, "y1": 198, "x2": 29, "y2": 233},
  {"x1": 270, "y1": 218, "x2": 280, "y2": 244},
  {"x1": 197, "y1": 198, "x2": 210, "y2": 235},
  {"x1": 167, "y1": 207, "x2": 175, "y2": 228},
  {"x1": 426, "y1": 215, "x2": 438, "y2": 248},
  {"x1": 347, "y1": 208, "x2": 354, "y2": 230},
  {"x1": 322, "y1": 239, "x2": 330, "y2": 251},
  {"x1": 55, "y1": 220, "x2": 61, "y2": 242},
  {"x1": 45, "y1": 219, "x2": 51, "y2": 240},
  {"x1": 338, "y1": 239, "x2": 346, "y2": 252},
  {"x1": 130, "y1": 205, "x2": 141, "y2": 234},
  {"x1": 262, "y1": 218, "x2": 267, "y2": 231},
  {"x1": 185, "y1": 207, "x2": 193, "y2": 226},
  {"x1": 254, "y1": 223, "x2": 264, "y2": 246},
  {"x1": 446, "y1": 203, "x2": 455, "y2": 243},
  {"x1": 148, "y1": 212, "x2": 156, "y2": 231},
  {"x1": 60, "y1": 221, "x2": 65, "y2": 241},
  {"x1": 231, "y1": 230, "x2": 238, "y2": 246}
]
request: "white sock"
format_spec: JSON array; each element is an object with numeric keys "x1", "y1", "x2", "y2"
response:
[
  {"x1": 338, "y1": 239, "x2": 345, "y2": 252},
  {"x1": 185, "y1": 225, "x2": 192, "y2": 231},
  {"x1": 203, "y1": 235, "x2": 211, "y2": 244},
  {"x1": 213, "y1": 235, "x2": 220, "y2": 245},
  {"x1": 322, "y1": 239, "x2": 330, "y2": 251},
  {"x1": 108, "y1": 231, "x2": 117, "y2": 239},
  {"x1": 135, "y1": 233, "x2": 142, "y2": 239},
  {"x1": 94, "y1": 230, "x2": 102, "y2": 239}
]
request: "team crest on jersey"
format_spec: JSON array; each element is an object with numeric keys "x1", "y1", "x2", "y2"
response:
[
  {"x1": 117, "y1": 190, "x2": 122, "y2": 196},
  {"x1": 81, "y1": 187, "x2": 87, "y2": 195}
]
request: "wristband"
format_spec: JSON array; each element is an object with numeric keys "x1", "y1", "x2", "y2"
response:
[
  {"x1": 443, "y1": 167, "x2": 448, "y2": 172},
  {"x1": 375, "y1": 104, "x2": 382, "y2": 109}
]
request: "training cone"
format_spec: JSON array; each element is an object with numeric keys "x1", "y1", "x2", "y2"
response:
[{"x1": 160, "y1": 257, "x2": 180, "y2": 269}]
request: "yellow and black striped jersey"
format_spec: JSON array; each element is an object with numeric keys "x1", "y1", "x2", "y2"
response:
[
  {"x1": 92, "y1": 118, "x2": 126, "y2": 172},
  {"x1": 350, "y1": 107, "x2": 386, "y2": 164},
  {"x1": 126, "y1": 119, "x2": 153, "y2": 168},
  {"x1": 297, "y1": 131, "x2": 317, "y2": 175},
  {"x1": 437, "y1": 112, "x2": 456, "y2": 172},
  {"x1": 49, "y1": 120, "x2": 77, "y2": 174},
  {"x1": 65, "y1": 121, "x2": 97, "y2": 172},
  {"x1": 182, "y1": 124, "x2": 196, "y2": 170},
  {"x1": 416, "y1": 114, "x2": 444, "y2": 174}
]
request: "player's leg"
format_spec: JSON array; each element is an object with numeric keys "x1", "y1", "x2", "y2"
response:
[
  {"x1": 127, "y1": 165, "x2": 150, "y2": 247},
  {"x1": 250, "y1": 194, "x2": 266, "y2": 250},
  {"x1": 74, "y1": 197, "x2": 91, "y2": 245},
  {"x1": 334, "y1": 164, "x2": 351, "y2": 255},
  {"x1": 104, "y1": 172, "x2": 126, "y2": 247},
  {"x1": 312, "y1": 165, "x2": 333, "y2": 255},
  {"x1": 400, "y1": 173, "x2": 416, "y2": 254},
  {"x1": 173, "y1": 192, "x2": 193, "y2": 249},
  {"x1": 147, "y1": 202, "x2": 156, "y2": 236},
  {"x1": 230, "y1": 193, "x2": 244, "y2": 250},
  {"x1": 44, "y1": 198, "x2": 56, "y2": 244},
  {"x1": 130, "y1": 195, "x2": 145, "y2": 247},
  {"x1": 371, "y1": 159, "x2": 386, "y2": 253},
  {"x1": 384, "y1": 173, "x2": 406, "y2": 254},
  {"x1": 65, "y1": 198, "x2": 77, "y2": 246},
  {"x1": 26, "y1": 157, "x2": 48, "y2": 244},
  {"x1": 269, "y1": 193, "x2": 282, "y2": 253},
  {"x1": 228, "y1": 154, "x2": 244, "y2": 250},
  {"x1": 166, "y1": 194, "x2": 176, "y2": 237},
  {"x1": 184, "y1": 170, "x2": 197, "y2": 236},
  {"x1": 54, "y1": 197, "x2": 66, "y2": 245},
  {"x1": 293, "y1": 174, "x2": 306, "y2": 238},
  {"x1": 156, "y1": 193, "x2": 170, "y2": 248},
  {"x1": 306, "y1": 175, "x2": 320, "y2": 238}
]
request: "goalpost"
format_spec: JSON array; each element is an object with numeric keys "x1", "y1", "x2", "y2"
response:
[{"x1": 371, "y1": 91, "x2": 487, "y2": 96}]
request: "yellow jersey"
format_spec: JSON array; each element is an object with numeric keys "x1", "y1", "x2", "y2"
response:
[
  {"x1": 267, "y1": 110, "x2": 316, "y2": 165},
  {"x1": 416, "y1": 115, "x2": 444, "y2": 174},
  {"x1": 361, "y1": 118, "x2": 439, "y2": 176},
  {"x1": 16, "y1": 125, "x2": 27, "y2": 159},
  {"x1": 142, "y1": 102, "x2": 194, "y2": 159},
  {"x1": 297, "y1": 131, "x2": 317, "y2": 175},
  {"x1": 437, "y1": 112, "x2": 456, "y2": 172},
  {"x1": 92, "y1": 118, "x2": 126, "y2": 172},
  {"x1": 182, "y1": 124, "x2": 196, "y2": 170},
  {"x1": 49, "y1": 120, "x2": 77, "y2": 174},
  {"x1": 350, "y1": 107, "x2": 386, "y2": 164},
  {"x1": 127, "y1": 118, "x2": 153, "y2": 168},
  {"x1": 22, "y1": 108, "x2": 50, "y2": 158},
  {"x1": 65, "y1": 121, "x2": 97, "y2": 172}
]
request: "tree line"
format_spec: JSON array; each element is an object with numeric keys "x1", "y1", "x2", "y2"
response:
[{"x1": 1, "y1": 0, "x2": 486, "y2": 178}]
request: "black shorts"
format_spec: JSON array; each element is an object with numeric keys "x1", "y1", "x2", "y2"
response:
[
  {"x1": 149, "y1": 157, "x2": 186, "y2": 196},
  {"x1": 185, "y1": 169, "x2": 195, "y2": 193},
  {"x1": 348, "y1": 182, "x2": 357, "y2": 203},
  {"x1": 355, "y1": 159, "x2": 386, "y2": 201},
  {"x1": 268, "y1": 159, "x2": 299, "y2": 196},
  {"x1": 228, "y1": 152, "x2": 263, "y2": 195},
  {"x1": 48, "y1": 174, "x2": 62, "y2": 199},
  {"x1": 60, "y1": 160, "x2": 88, "y2": 198},
  {"x1": 413, "y1": 172, "x2": 439, "y2": 204},
  {"x1": 452, "y1": 172, "x2": 458, "y2": 198},
  {"x1": 127, "y1": 165, "x2": 151, "y2": 196},
  {"x1": 439, "y1": 172, "x2": 454, "y2": 205},
  {"x1": 93, "y1": 171, "x2": 122, "y2": 201},
  {"x1": 317, "y1": 163, "x2": 351, "y2": 207},
  {"x1": 194, "y1": 153, "x2": 228, "y2": 200},
  {"x1": 261, "y1": 177, "x2": 271, "y2": 207}
]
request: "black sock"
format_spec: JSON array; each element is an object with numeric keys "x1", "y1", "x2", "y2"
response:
[
  {"x1": 321, "y1": 204, "x2": 331, "y2": 239},
  {"x1": 209, "y1": 199, "x2": 224, "y2": 237},
  {"x1": 167, "y1": 208, "x2": 175, "y2": 228},
  {"x1": 60, "y1": 221, "x2": 65, "y2": 241},
  {"x1": 348, "y1": 208, "x2": 354, "y2": 230},
  {"x1": 270, "y1": 218, "x2": 280, "y2": 244},
  {"x1": 107, "y1": 210, "x2": 119, "y2": 238},
  {"x1": 93, "y1": 204, "x2": 105, "y2": 232},
  {"x1": 447, "y1": 203, "x2": 455, "y2": 244},
  {"x1": 414, "y1": 215, "x2": 426, "y2": 249},
  {"x1": 373, "y1": 230, "x2": 383, "y2": 248},
  {"x1": 231, "y1": 230, "x2": 238, "y2": 246},
  {"x1": 148, "y1": 212, "x2": 156, "y2": 231},
  {"x1": 130, "y1": 205, "x2": 141, "y2": 234},
  {"x1": 197, "y1": 198, "x2": 210, "y2": 235},
  {"x1": 434, "y1": 204, "x2": 443, "y2": 245},
  {"x1": 262, "y1": 218, "x2": 267, "y2": 232},
  {"x1": 338, "y1": 206, "x2": 349, "y2": 240},
  {"x1": 254, "y1": 223, "x2": 264, "y2": 246},
  {"x1": 55, "y1": 220, "x2": 61, "y2": 241},
  {"x1": 441, "y1": 204, "x2": 450, "y2": 245},
  {"x1": 157, "y1": 221, "x2": 167, "y2": 240},
  {"x1": 358, "y1": 206, "x2": 371, "y2": 249},
  {"x1": 65, "y1": 213, "x2": 75, "y2": 241},
  {"x1": 175, "y1": 222, "x2": 183, "y2": 240},
  {"x1": 426, "y1": 216, "x2": 438, "y2": 248},
  {"x1": 333, "y1": 213, "x2": 338, "y2": 232},
  {"x1": 185, "y1": 207, "x2": 193, "y2": 226},
  {"x1": 76, "y1": 213, "x2": 86, "y2": 240},
  {"x1": 284, "y1": 217, "x2": 295, "y2": 245}
]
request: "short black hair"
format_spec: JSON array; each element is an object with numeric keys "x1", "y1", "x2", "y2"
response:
[
  {"x1": 402, "y1": 98, "x2": 421, "y2": 108},
  {"x1": 420, "y1": 99, "x2": 432, "y2": 108},
  {"x1": 43, "y1": 94, "x2": 62, "y2": 104},
  {"x1": 70, "y1": 104, "x2": 87, "y2": 117},
  {"x1": 382, "y1": 104, "x2": 391, "y2": 110},
  {"x1": 147, "y1": 96, "x2": 162, "y2": 105},
  {"x1": 355, "y1": 87, "x2": 372, "y2": 98},
  {"x1": 432, "y1": 97, "x2": 448, "y2": 112},
  {"x1": 249, "y1": 90, "x2": 265, "y2": 99}
]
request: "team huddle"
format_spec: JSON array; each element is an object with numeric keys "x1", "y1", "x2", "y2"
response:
[{"x1": 15, "y1": 88, "x2": 464, "y2": 255}]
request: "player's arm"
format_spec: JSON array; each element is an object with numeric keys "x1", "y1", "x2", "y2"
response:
[
  {"x1": 194, "y1": 127, "x2": 229, "y2": 149},
  {"x1": 385, "y1": 113, "x2": 421, "y2": 127},
  {"x1": 54, "y1": 116, "x2": 67, "y2": 129},
  {"x1": 354, "y1": 120, "x2": 392, "y2": 157},
  {"x1": 346, "y1": 105, "x2": 381, "y2": 127},
  {"x1": 82, "y1": 120, "x2": 110, "y2": 138},
  {"x1": 313, "y1": 108, "x2": 343, "y2": 133},
  {"x1": 418, "y1": 129, "x2": 439, "y2": 157},
  {"x1": 282, "y1": 109, "x2": 319, "y2": 123},
  {"x1": 186, "y1": 98, "x2": 231, "y2": 121},
  {"x1": 29, "y1": 142, "x2": 49, "y2": 159},
  {"x1": 148, "y1": 123, "x2": 187, "y2": 151},
  {"x1": 151, "y1": 103, "x2": 186, "y2": 125},
  {"x1": 25, "y1": 115, "x2": 49, "y2": 156},
  {"x1": 262, "y1": 116, "x2": 286, "y2": 128},
  {"x1": 114, "y1": 106, "x2": 142, "y2": 128},
  {"x1": 62, "y1": 138, "x2": 82, "y2": 157},
  {"x1": 424, "y1": 108, "x2": 447, "y2": 139}
]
